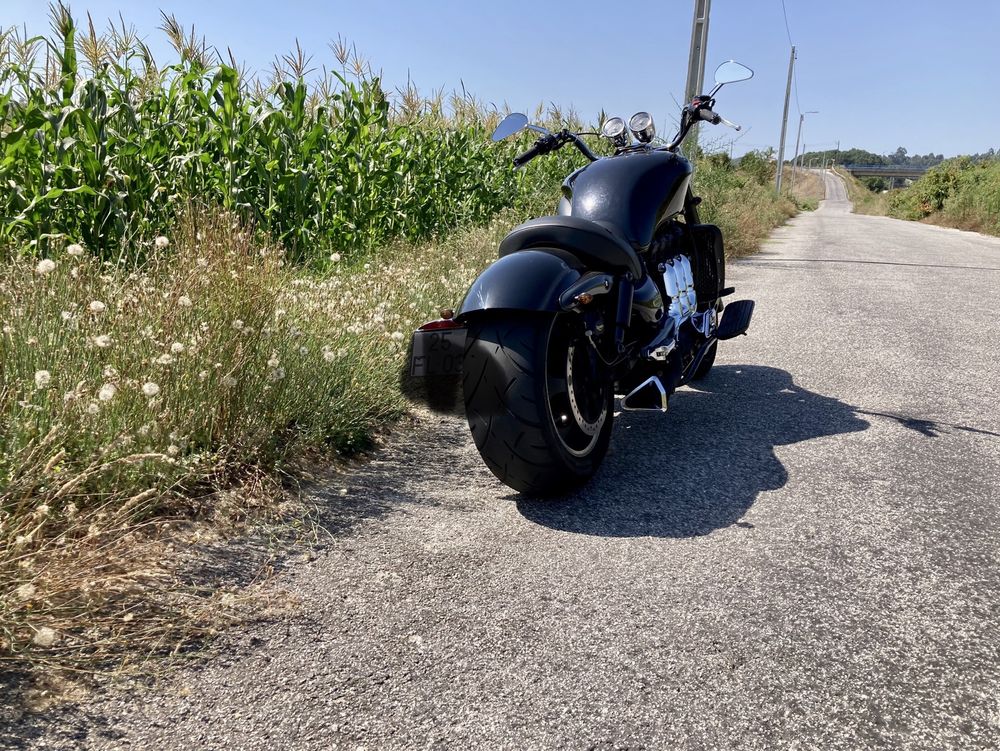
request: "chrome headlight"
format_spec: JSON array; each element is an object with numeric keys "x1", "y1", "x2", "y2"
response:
[
  {"x1": 601, "y1": 116, "x2": 630, "y2": 147},
  {"x1": 629, "y1": 111, "x2": 655, "y2": 143}
]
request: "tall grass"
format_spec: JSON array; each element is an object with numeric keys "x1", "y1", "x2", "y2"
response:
[
  {"x1": 832, "y1": 167, "x2": 889, "y2": 216},
  {"x1": 696, "y1": 151, "x2": 797, "y2": 255}
]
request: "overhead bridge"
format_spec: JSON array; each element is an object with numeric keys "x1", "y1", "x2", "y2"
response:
[{"x1": 842, "y1": 164, "x2": 929, "y2": 179}]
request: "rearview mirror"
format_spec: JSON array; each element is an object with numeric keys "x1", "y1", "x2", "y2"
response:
[
  {"x1": 491, "y1": 113, "x2": 528, "y2": 142},
  {"x1": 714, "y1": 61, "x2": 754, "y2": 86}
]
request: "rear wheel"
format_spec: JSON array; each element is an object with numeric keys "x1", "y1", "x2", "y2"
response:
[{"x1": 462, "y1": 312, "x2": 614, "y2": 495}]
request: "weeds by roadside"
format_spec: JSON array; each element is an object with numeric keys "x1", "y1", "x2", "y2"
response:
[{"x1": 833, "y1": 167, "x2": 889, "y2": 216}]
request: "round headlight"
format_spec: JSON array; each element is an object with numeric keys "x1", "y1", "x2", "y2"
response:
[
  {"x1": 629, "y1": 111, "x2": 655, "y2": 143},
  {"x1": 601, "y1": 116, "x2": 629, "y2": 146}
]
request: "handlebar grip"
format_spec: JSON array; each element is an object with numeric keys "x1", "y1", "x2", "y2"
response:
[
  {"x1": 513, "y1": 142, "x2": 544, "y2": 168},
  {"x1": 697, "y1": 108, "x2": 721, "y2": 125}
]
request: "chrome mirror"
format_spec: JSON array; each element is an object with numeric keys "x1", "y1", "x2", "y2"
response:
[
  {"x1": 714, "y1": 61, "x2": 754, "y2": 86},
  {"x1": 491, "y1": 113, "x2": 529, "y2": 142}
]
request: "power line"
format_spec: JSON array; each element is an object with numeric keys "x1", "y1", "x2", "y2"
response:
[
  {"x1": 779, "y1": 0, "x2": 794, "y2": 48},
  {"x1": 780, "y1": 0, "x2": 802, "y2": 115}
]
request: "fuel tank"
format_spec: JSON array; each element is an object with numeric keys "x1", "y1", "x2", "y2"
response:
[{"x1": 557, "y1": 150, "x2": 693, "y2": 251}]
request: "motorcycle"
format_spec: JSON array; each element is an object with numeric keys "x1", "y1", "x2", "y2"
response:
[{"x1": 409, "y1": 61, "x2": 757, "y2": 495}]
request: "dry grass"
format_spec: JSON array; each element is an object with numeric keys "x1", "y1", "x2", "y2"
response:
[
  {"x1": 833, "y1": 167, "x2": 889, "y2": 216},
  {"x1": 786, "y1": 167, "x2": 826, "y2": 209},
  {"x1": 1, "y1": 208, "x2": 513, "y2": 678}
]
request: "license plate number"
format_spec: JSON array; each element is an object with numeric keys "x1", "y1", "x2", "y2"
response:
[{"x1": 410, "y1": 328, "x2": 467, "y2": 376}]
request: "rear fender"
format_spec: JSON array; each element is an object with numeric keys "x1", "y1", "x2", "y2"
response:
[{"x1": 457, "y1": 249, "x2": 583, "y2": 318}]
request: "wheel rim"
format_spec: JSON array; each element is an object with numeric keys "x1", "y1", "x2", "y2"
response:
[{"x1": 545, "y1": 316, "x2": 609, "y2": 458}]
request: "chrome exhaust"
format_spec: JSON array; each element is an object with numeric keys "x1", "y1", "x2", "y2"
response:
[{"x1": 621, "y1": 376, "x2": 668, "y2": 412}]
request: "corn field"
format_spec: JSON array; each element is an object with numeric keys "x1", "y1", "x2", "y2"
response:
[{"x1": 0, "y1": 5, "x2": 578, "y2": 265}]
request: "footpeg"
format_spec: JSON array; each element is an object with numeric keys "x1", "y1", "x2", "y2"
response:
[
  {"x1": 716, "y1": 300, "x2": 754, "y2": 340},
  {"x1": 621, "y1": 376, "x2": 668, "y2": 412}
]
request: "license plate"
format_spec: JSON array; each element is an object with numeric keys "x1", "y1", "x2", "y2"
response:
[{"x1": 410, "y1": 328, "x2": 467, "y2": 376}]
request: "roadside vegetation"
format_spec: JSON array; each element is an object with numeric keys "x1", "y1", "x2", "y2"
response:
[
  {"x1": 887, "y1": 157, "x2": 1000, "y2": 236},
  {"x1": 2, "y1": 5, "x2": 799, "y2": 680},
  {"x1": 832, "y1": 167, "x2": 889, "y2": 216}
]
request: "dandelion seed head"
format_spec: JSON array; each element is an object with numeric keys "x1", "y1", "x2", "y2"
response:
[
  {"x1": 34, "y1": 370, "x2": 52, "y2": 389},
  {"x1": 232, "y1": 319, "x2": 245, "y2": 330},
  {"x1": 177, "y1": 295, "x2": 193, "y2": 308},
  {"x1": 154, "y1": 235, "x2": 170, "y2": 249},
  {"x1": 198, "y1": 370, "x2": 209, "y2": 381},
  {"x1": 32, "y1": 627, "x2": 57, "y2": 647},
  {"x1": 35, "y1": 259, "x2": 56, "y2": 275},
  {"x1": 66, "y1": 243, "x2": 84, "y2": 256},
  {"x1": 170, "y1": 342, "x2": 184, "y2": 354},
  {"x1": 267, "y1": 355, "x2": 280, "y2": 368},
  {"x1": 142, "y1": 382, "x2": 160, "y2": 397},
  {"x1": 329, "y1": 253, "x2": 342, "y2": 263},
  {"x1": 390, "y1": 331, "x2": 404, "y2": 342},
  {"x1": 88, "y1": 300, "x2": 106, "y2": 314},
  {"x1": 16, "y1": 583, "x2": 36, "y2": 601},
  {"x1": 167, "y1": 444, "x2": 180, "y2": 456},
  {"x1": 323, "y1": 350, "x2": 336, "y2": 362},
  {"x1": 222, "y1": 375, "x2": 237, "y2": 388},
  {"x1": 86, "y1": 402, "x2": 100, "y2": 414},
  {"x1": 268, "y1": 367, "x2": 285, "y2": 382},
  {"x1": 98, "y1": 383, "x2": 117, "y2": 401},
  {"x1": 61, "y1": 311, "x2": 73, "y2": 321},
  {"x1": 93, "y1": 334, "x2": 112, "y2": 348},
  {"x1": 156, "y1": 353, "x2": 174, "y2": 365},
  {"x1": 299, "y1": 346, "x2": 309, "y2": 355}
]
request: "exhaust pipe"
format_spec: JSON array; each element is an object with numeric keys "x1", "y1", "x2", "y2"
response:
[{"x1": 621, "y1": 376, "x2": 668, "y2": 412}]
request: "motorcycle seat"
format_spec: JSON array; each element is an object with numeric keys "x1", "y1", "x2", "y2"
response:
[{"x1": 498, "y1": 215, "x2": 643, "y2": 280}]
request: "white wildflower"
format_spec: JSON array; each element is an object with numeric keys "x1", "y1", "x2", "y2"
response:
[
  {"x1": 61, "y1": 311, "x2": 73, "y2": 321},
  {"x1": 154, "y1": 235, "x2": 170, "y2": 249},
  {"x1": 2, "y1": 325, "x2": 11, "y2": 334},
  {"x1": 98, "y1": 383, "x2": 117, "y2": 401},
  {"x1": 102, "y1": 365, "x2": 118, "y2": 378},
  {"x1": 267, "y1": 355, "x2": 280, "y2": 368},
  {"x1": 86, "y1": 402, "x2": 99, "y2": 414},
  {"x1": 93, "y1": 334, "x2": 112, "y2": 348},
  {"x1": 35, "y1": 258, "x2": 56, "y2": 275},
  {"x1": 16, "y1": 583, "x2": 36, "y2": 601},
  {"x1": 363, "y1": 263, "x2": 371, "y2": 271},
  {"x1": 177, "y1": 295, "x2": 193, "y2": 308},
  {"x1": 198, "y1": 370, "x2": 209, "y2": 381},
  {"x1": 390, "y1": 331, "x2": 404, "y2": 342},
  {"x1": 232, "y1": 319, "x2": 245, "y2": 330},
  {"x1": 299, "y1": 346, "x2": 308, "y2": 355},
  {"x1": 167, "y1": 444, "x2": 180, "y2": 456},
  {"x1": 222, "y1": 375, "x2": 237, "y2": 388},
  {"x1": 88, "y1": 300, "x2": 106, "y2": 313},
  {"x1": 329, "y1": 253, "x2": 341, "y2": 263},
  {"x1": 170, "y1": 342, "x2": 184, "y2": 354},
  {"x1": 32, "y1": 627, "x2": 57, "y2": 648},
  {"x1": 142, "y1": 382, "x2": 160, "y2": 397},
  {"x1": 156, "y1": 353, "x2": 174, "y2": 365},
  {"x1": 322, "y1": 349, "x2": 336, "y2": 363},
  {"x1": 66, "y1": 243, "x2": 84, "y2": 256},
  {"x1": 34, "y1": 370, "x2": 52, "y2": 389}
]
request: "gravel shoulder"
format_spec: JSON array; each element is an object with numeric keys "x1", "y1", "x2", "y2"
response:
[{"x1": 6, "y1": 172, "x2": 1000, "y2": 750}]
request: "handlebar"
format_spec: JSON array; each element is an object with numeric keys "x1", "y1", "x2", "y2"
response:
[{"x1": 512, "y1": 131, "x2": 598, "y2": 168}]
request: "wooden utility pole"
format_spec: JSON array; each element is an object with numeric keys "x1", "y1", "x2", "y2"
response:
[
  {"x1": 684, "y1": 0, "x2": 711, "y2": 151},
  {"x1": 775, "y1": 46, "x2": 795, "y2": 193}
]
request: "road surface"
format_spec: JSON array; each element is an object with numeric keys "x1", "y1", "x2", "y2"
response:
[{"x1": 12, "y1": 172, "x2": 1000, "y2": 750}]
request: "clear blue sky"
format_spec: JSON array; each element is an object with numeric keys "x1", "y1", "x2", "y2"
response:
[{"x1": 4, "y1": 0, "x2": 997, "y2": 157}]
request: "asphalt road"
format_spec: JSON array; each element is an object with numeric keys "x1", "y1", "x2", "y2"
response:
[{"x1": 11, "y1": 172, "x2": 1000, "y2": 750}]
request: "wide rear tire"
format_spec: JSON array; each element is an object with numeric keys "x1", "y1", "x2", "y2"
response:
[{"x1": 462, "y1": 312, "x2": 614, "y2": 496}]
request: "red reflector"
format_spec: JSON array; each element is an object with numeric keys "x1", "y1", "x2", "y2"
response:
[{"x1": 418, "y1": 319, "x2": 465, "y2": 332}]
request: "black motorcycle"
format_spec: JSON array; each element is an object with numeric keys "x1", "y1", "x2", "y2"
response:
[{"x1": 410, "y1": 61, "x2": 757, "y2": 495}]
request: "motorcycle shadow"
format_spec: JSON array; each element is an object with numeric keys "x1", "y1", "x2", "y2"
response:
[{"x1": 515, "y1": 364, "x2": 869, "y2": 538}]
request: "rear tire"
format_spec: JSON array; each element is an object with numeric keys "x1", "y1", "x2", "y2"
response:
[{"x1": 462, "y1": 312, "x2": 614, "y2": 496}]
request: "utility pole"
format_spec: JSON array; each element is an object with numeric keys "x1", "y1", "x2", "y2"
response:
[
  {"x1": 790, "y1": 111, "x2": 818, "y2": 192},
  {"x1": 684, "y1": 0, "x2": 711, "y2": 153},
  {"x1": 775, "y1": 45, "x2": 795, "y2": 193}
]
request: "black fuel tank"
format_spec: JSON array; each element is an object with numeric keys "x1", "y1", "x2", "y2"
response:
[{"x1": 558, "y1": 150, "x2": 693, "y2": 251}]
